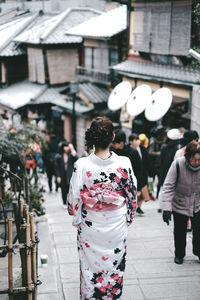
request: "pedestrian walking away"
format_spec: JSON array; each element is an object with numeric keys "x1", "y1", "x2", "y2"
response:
[
  {"x1": 157, "y1": 128, "x2": 182, "y2": 212},
  {"x1": 129, "y1": 133, "x2": 150, "y2": 214},
  {"x1": 55, "y1": 140, "x2": 78, "y2": 208},
  {"x1": 162, "y1": 141, "x2": 200, "y2": 264},
  {"x1": 67, "y1": 116, "x2": 137, "y2": 299},
  {"x1": 174, "y1": 130, "x2": 199, "y2": 232},
  {"x1": 148, "y1": 125, "x2": 167, "y2": 201},
  {"x1": 43, "y1": 134, "x2": 59, "y2": 192},
  {"x1": 110, "y1": 129, "x2": 142, "y2": 205}
]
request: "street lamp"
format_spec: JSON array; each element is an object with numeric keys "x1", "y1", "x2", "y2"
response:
[{"x1": 69, "y1": 81, "x2": 79, "y2": 148}]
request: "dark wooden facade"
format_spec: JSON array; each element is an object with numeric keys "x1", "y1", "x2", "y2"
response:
[
  {"x1": 0, "y1": 56, "x2": 28, "y2": 87},
  {"x1": 131, "y1": 0, "x2": 192, "y2": 56},
  {"x1": 28, "y1": 45, "x2": 81, "y2": 85}
]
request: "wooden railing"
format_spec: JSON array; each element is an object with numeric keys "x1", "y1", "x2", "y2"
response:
[
  {"x1": 0, "y1": 166, "x2": 40, "y2": 300},
  {"x1": 76, "y1": 66, "x2": 111, "y2": 85}
]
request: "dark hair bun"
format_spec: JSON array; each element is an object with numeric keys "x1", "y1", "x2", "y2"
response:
[{"x1": 85, "y1": 116, "x2": 114, "y2": 150}]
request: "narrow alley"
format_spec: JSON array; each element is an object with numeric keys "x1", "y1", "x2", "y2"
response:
[{"x1": 37, "y1": 177, "x2": 200, "y2": 300}]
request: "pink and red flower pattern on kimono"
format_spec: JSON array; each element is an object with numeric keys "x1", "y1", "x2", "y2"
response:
[
  {"x1": 67, "y1": 153, "x2": 137, "y2": 299},
  {"x1": 90, "y1": 271, "x2": 124, "y2": 299},
  {"x1": 68, "y1": 164, "x2": 137, "y2": 226}
]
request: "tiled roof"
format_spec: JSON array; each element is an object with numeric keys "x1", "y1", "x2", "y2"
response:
[
  {"x1": 0, "y1": 12, "x2": 39, "y2": 57},
  {"x1": 0, "y1": 102, "x2": 16, "y2": 113},
  {"x1": 79, "y1": 83, "x2": 110, "y2": 104},
  {"x1": 0, "y1": 9, "x2": 29, "y2": 25},
  {"x1": 0, "y1": 115, "x2": 7, "y2": 137},
  {"x1": 51, "y1": 99, "x2": 93, "y2": 115},
  {"x1": 30, "y1": 86, "x2": 67, "y2": 104},
  {"x1": 111, "y1": 60, "x2": 200, "y2": 86},
  {"x1": 0, "y1": 42, "x2": 25, "y2": 56},
  {"x1": 15, "y1": 8, "x2": 101, "y2": 45},
  {"x1": 0, "y1": 80, "x2": 47, "y2": 109},
  {"x1": 66, "y1": 5, "x2": 127, "y2": 39},
  {"x1": 28, "y1": 86, "x2": 92, "y2": 115}
]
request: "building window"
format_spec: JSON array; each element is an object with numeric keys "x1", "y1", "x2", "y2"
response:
[
  {"x1": 84, "y1": 46, "x2": 109, "y2": 71},
  {"x1": 131, "y1": 1, "x2": 192, "y2": 56},
  {"x1": 109, "y1": 49, "x2": 119, "y2": 66},
  {"x1": 85, "y1": 47, "x2": 93, "y2": 69}
]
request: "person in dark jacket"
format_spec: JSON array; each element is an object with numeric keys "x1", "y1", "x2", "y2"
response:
[
  {"x1": 54, "y1": 140, "x2": 78, "y2": 207},
  {"x1": 129, "y1": 133, "x2": 150, "y2": 214},
  {"x1": 43, "y1": 134, "x2": 59, "y2": 192},
  {"x1": 111, "y1": 129, "x2": 142, "y2": 199}
]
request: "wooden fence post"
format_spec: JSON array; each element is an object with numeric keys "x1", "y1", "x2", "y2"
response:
[
  {"x1": 26, "y1": 205, "x2": 30, "y2": 225},
  {"x1": 19, "y1": 224, "x2": 27, "y2": 286},
  {"x1": 24, "y1": 177, "x2": 30, "y2": 206},
  {"x1": 8, "y1": 219, "x2": 13, "y2": 300},
  {"x1": 30, "y1": 213, "x2": 37, "y2": 300},
  {"x1": 26, "y1": 223, "x2": 32, "y2": 300},
  {"x1": 23, "y1": 203, "x2": 30, "y2": 224},
  {"x1": 20, "y1": 199, "x2": 24, "y2": 218}
]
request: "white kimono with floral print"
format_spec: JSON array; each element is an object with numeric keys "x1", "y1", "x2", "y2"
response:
[{"x1": 67, "y1": 151, "x2": 137, "y2": 300}]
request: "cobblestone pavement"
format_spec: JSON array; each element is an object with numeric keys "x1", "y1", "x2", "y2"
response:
[{"x1": 37, "y1": 177, "x2": 200, "y2": 300}]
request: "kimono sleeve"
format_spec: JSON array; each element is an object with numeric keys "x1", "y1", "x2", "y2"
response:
[
  {"x1": 123, "y1": 158, "x2": 137, "y2": 226},
  {"x1": 67, "y1": 160, "x2": 83, "y2": 227}
]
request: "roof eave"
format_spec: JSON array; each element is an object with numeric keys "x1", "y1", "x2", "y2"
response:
[
  {"x1": 66, "y1": 29, "x2": 126, "y2": 40},
  {"x1": 0, "y1": 53, "x2": 25, "y2": 57},
  {"x1": 62, "y1": 107, "x2": 93, "y2": 117},
  {"x1": 25, "y1": 99, "x2": 93, "y2": 116},
  {"x1": 14, "y1": 41, "x2": 83, "y2": 47},
  {"x1": 113, "y1": 70, "x2": 199, "y2": 87}
]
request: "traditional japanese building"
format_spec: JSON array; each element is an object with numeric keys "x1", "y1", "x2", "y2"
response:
[{"x1": 110, "y1": 0, "x2": 200, "y2": 134}]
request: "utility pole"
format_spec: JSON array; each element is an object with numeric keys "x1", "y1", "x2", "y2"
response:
[{"x1": 69, "y1": 81, "x2": 79, "y2": 148}]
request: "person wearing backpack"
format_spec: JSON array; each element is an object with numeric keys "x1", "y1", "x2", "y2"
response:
[
  {"x1": 174, "y1": 130, "x2": 199, "y2": 231},
  {"x1": 157, "y1": 128, "x2": 182, "y2": 212},
  {"x1": 162, "y1": 141, "x2": 200, "y2": 264}
]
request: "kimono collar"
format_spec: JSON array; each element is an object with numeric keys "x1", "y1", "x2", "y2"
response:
[{"x1": 90, "y1": 151, "x2": 117, "y2": 166}]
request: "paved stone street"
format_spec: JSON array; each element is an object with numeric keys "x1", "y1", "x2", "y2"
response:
[{"x1": 37, "y1": 177, "x2": 200, "y2": 300}]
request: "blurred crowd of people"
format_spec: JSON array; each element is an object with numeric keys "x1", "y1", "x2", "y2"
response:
[
  {"x1": 11, "y1": 120, "x2": 199, "y2": 266},
  {"x1": 18, "y1": 124, "x2": 199, "y2": 216},
  {"x1": 111, "y1": 125, "x2": 199, "y2": 216},
  {"x1": 14, "y1": 130, "x2": 78, "y2": 208},
  {"x1": 110, "y1": 124, "x2": 200, "y2": 265}
]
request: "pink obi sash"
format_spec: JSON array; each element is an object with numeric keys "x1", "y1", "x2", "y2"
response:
[{"x1": 80, "y1": 183, "x2": 125, "y2": 211}]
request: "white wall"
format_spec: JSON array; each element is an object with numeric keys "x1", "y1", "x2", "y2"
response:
[{"x1": 191, "y1": 85, "x2": 200, "y2": 135}]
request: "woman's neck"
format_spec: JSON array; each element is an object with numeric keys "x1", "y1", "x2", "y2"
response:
[{"x1": 95, "y1": 147, "x2": 111, "y2": 160}]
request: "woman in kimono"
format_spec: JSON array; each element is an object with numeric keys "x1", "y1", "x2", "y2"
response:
[{"x1": 67, "y1": 116, "x2": 137, "y2": 300}]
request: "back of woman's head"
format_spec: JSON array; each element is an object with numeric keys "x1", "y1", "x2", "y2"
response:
[
  {"x1": 185, "y1": 141, "x2": 200, "y2": 160},
  {"x1": 182, "y1": 130, "x2": 199, "y2": 146},
  {"x1": 85, "y1": 116, "x2": 114, "y2": 150}
]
